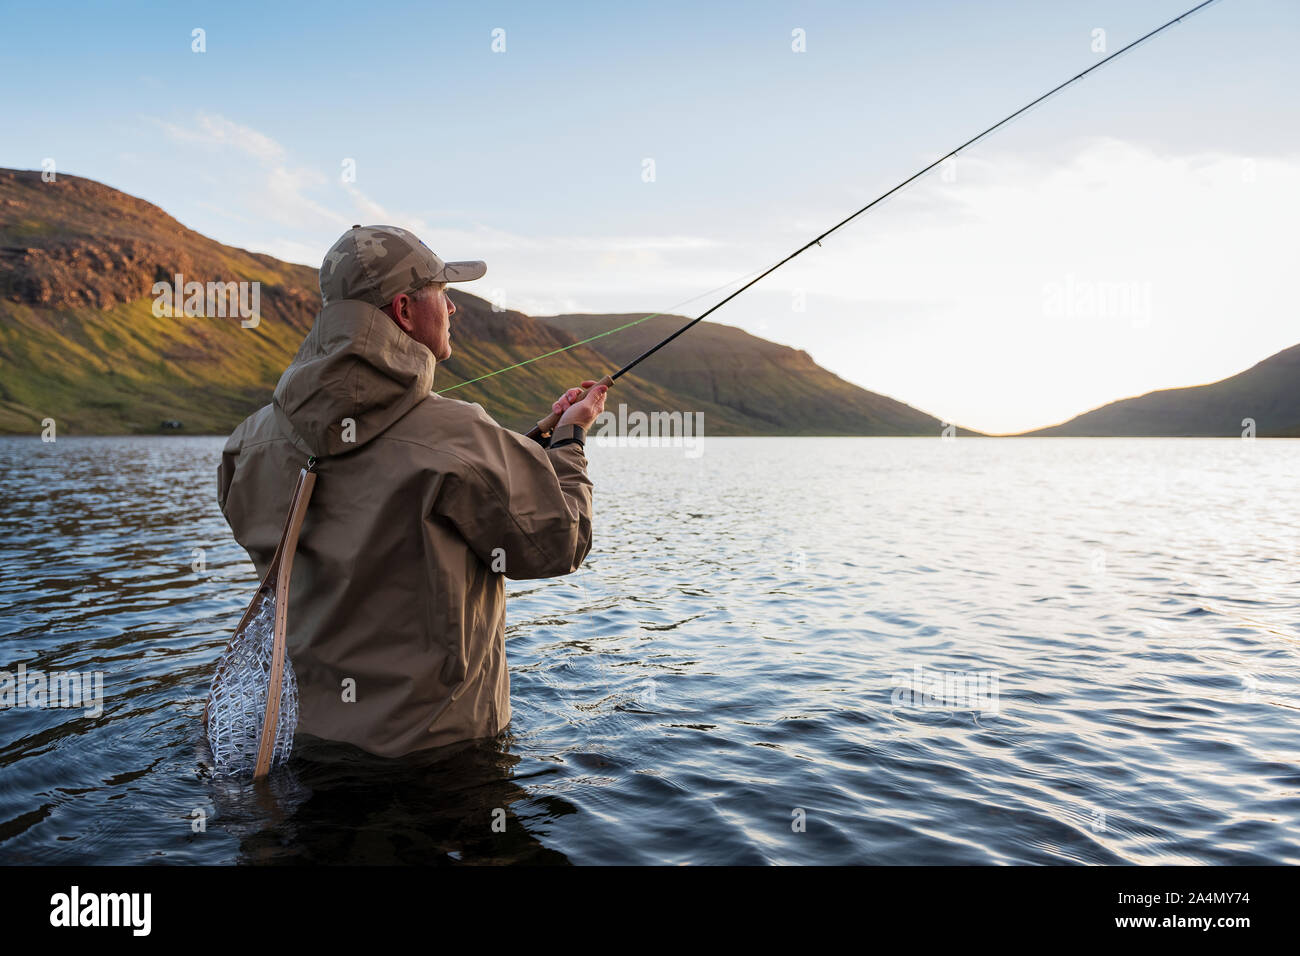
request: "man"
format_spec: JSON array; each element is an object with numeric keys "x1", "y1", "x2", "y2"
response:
[{"x1": 217, "y1": 224, "x2": 606, "y2": 758}]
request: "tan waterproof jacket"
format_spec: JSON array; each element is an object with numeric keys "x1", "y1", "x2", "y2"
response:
[{"x1": 217, "y1": 299, "x2": 593, "y2": 757}]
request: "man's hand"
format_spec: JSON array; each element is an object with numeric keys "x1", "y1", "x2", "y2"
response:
[{"x1": 553, "y1": 379, "x2": 608, "y2": 430}]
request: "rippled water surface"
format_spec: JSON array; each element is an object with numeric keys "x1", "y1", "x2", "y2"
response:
[{"x1": 2, "y1": 435, "x2": 1298, "y2": 865}]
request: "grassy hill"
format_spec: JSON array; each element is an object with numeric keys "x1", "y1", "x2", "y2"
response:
[
  {"x1": 540, "y1": 313, "x2": 962, "y2": 436},
  {"x1": 0, "y1": 169, "x2": 319, "y2": 433},
  {"x1": 0, "y1": 168, "x2": 961, "y2": 437},
  {"x1": 1023, "y1": 344, "x2": 1300, "y2": 437}
]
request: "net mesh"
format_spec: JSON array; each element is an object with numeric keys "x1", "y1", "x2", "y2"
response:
[{"x1": 205, "y1": 586, "x2": 298, "y2": 775}]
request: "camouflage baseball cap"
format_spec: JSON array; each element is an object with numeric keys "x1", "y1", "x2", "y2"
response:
[{"x1": 319, "y1": 224, "x2": 486, "y2": 308}]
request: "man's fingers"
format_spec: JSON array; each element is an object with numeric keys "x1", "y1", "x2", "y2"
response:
[
  {"x1": 552, "y1": 386, "x2": 584, "y2": 414},
  {"x1": 552, "y1": 382, "x2": 599, "y2": 412},
  {"x1": 552, "y1": 380, "x2": 606, "y2": 423},
  {"x1": 555, "y1": 383, "x2": 609, "y2": 429}
]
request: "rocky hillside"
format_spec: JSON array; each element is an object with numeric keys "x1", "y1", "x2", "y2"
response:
[{"x1": 0, "y1": 168, "x2": 959, "y2": 436}]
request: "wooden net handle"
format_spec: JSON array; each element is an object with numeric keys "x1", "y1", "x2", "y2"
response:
[{"x1": 254, "y1": 468, "x2": 317, "y2": 778}]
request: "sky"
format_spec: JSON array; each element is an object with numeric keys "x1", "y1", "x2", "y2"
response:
[{"x1": 2, "y1": 0, "x2": 1297, "y2": 433}]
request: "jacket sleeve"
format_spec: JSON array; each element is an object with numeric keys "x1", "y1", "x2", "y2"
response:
[
  {"x1": 217, "y1": 421, "x2": 245, "y2": 515},
  {"x1": 436, "y1": 405, "x2": 594, "y2": 580}
]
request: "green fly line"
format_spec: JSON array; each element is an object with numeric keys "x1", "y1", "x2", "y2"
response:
[{"x1": 435, "y1": 266, "x2": 768, "y2": 394}]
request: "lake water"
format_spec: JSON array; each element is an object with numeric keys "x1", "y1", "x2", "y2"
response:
[{"x1": 1, "y1": 435, "x2": 1298, "y2": 865}]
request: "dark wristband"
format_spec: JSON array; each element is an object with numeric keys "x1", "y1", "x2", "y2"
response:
[{"x1": 548, "y1": 424, "x2": 585, "y2": 449}]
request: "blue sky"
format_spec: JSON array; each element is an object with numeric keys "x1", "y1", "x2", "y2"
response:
[{"x1": 3, "y1": 0, "x2": 1297, "y2": 432}]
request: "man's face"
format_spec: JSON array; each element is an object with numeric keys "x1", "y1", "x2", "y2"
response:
[{"x1": 388, "y1": 284, "x2": 455, "y2": 361}]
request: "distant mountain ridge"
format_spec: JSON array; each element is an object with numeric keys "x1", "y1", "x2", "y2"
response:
[
  {"x1": 3, "y1": 168, "x2": 1294, "y2": 439},
  {"x1": 0, "y1": 168, "x2": 960, "y2": 437},
  {"x1": 1023, "y1": 344, "x2": 1300, "y2": 437}
]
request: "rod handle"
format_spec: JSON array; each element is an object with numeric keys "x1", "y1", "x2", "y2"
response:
[{"x1": 525, "y1": 375, "x2": 614, "y2": 442}]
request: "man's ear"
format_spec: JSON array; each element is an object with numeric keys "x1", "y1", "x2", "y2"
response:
[{"x1": 385, "y1": 293, "x2": 414, "y2": 332}]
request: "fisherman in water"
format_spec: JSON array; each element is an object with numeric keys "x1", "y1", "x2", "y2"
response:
[{"x1": 217, "y1": 225, "x2": 606, "y2": 757}]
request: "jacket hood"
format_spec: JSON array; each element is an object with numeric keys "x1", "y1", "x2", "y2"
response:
[{"x1": 273, "y1": 299, "x2": 435, "y2": 457}]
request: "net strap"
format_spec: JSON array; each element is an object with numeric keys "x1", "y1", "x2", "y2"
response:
[{"x1": 254, "y1": 467, "x2": 316, "y2": 777}]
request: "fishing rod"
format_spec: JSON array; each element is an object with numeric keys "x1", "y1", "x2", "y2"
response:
[{"x1": 525, "y1": 0, "x2": 1222, "y2": 442}]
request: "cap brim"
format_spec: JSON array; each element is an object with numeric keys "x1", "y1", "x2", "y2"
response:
[{"x1": 437, "y1": 260, "x2": 487, "y2": 282}]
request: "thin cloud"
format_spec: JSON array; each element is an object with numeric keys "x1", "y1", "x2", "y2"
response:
[
  {"x1": 156, "y1": 114, "x2": 286, "y2": 163},
  {"x1": 152, "y1": 113, "x2": 729, "y2": 285}
]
